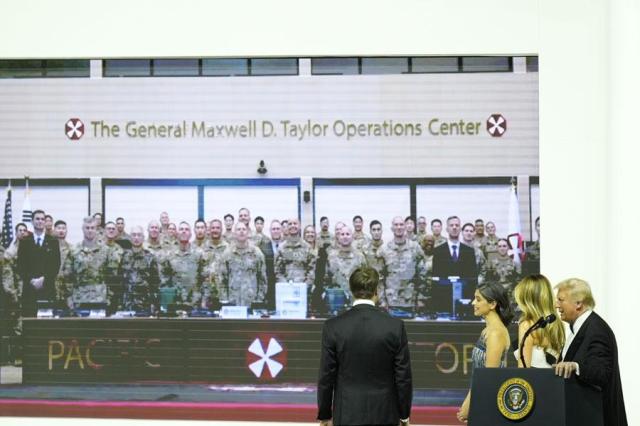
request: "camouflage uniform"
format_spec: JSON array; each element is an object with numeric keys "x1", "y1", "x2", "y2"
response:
[
  {"x1": 1, "y1": 246, "x2": 21, "y2": 343},
  {"x1": 362, "y1": 239, "x2": 385, "y2": 299},
  {"x1": 525, "y1": 240, "x2": 540, "y2": 262},
  {"x1": 274, "y1": 237, "x2": 316, "y2": 287},
  {"x1": 463, "y1": 241, "x2": 488, "y2": 285},
  {"x1": 352, "y1": 231, "x2": 371, "y2": 251},
  {"x1": 200, "y1": 240, "x2": 229, "y2": 299},
  {"x1": 161, "y1": 235, "x2": 179, "y2": 252},
  {"x1": 317, "y1": 231, "x2": 333, "y2": 250},
  {"x1": 120, "y1": 247, "x2": 160, "y2": 312},
  {"x1": 159, "y1": 246, "x2": 207, "y2": 308},
  {"x1": 483, "y1": 235, "x2": 500, "y2": 263},
  {"x1": 222, "y1": 230, "x2": 234, "y2": 244},
  {"x1": 433, "y1": 235, "x2": 447, "y2": 247},
  {"x1": 379, "y1": 240, "x2": 428, "y2": 309},
  {"x1": 474, "y1": 235, "x2": 487, "y2": 252},
  {"x1": 219, "y1": 244, "x2": 267, "y2": 306},
  {"x1": 62, "y1": 243, "x2": 119, "y2": 309},
  {"x1": 105, "y1": 241, "x2": 126, "y2": 308},
  {"x1": 250, "y1": 232, "x2": 270, "y2": 248},
  {"x1": 54, "y1": 240, "x2": 71, "y2": 301},
  {"x1": 486, "y1": 255, "x2": 521, "y2": 300},
  {"x1": 324, "y1": 247, "x2": 367, "y2": 298}
]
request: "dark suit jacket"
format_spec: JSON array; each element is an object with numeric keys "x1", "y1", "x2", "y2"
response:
[
  {"x1": 317, "y1": 303, "x2": 412, "y2": 425},
  {"x1": 432, "y1": 241, "x2": 478, "y2": 280},
  {"x1": 563, "y1": 312, "x2": 627, "y2": 426},
  {"x1": 17, "y1": 234, "x2": 61, "y2": 316}
]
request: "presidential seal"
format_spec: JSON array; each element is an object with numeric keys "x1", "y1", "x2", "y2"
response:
[{"x1": 497, "y1": 377, "x2": 534, "y2": 420}]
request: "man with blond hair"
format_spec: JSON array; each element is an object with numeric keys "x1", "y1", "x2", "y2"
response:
[{"x1": 554, "y1": 278, "x2": 627, "y2": 426}]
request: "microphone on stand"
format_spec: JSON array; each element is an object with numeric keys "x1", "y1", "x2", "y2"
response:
[{"x1": 519, "y1": 314, "x2": 557, "y2": 368}]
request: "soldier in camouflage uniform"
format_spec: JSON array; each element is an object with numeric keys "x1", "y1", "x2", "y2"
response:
[
  {"x1": 54, "y1": 220, "x2": 71, "y2": 302},
  {"x1": 103, "y1": 221, "x2": 126, "y2": 309},
  {"x1": 379, "y1": 216, "x2": 429, "y2": 311},
  {"x1": 462, "y1": 223, "x2": 488, "y2": 285},
  {"x1": 419, "y1": 234, "x2": 435, "y2": 275},
  {"x1": 62, "y1": 217, "x2": 120, "y2": 311},
  {"x1": 202, "y1": 219, "x2": 229, "y2": 301},
  {"x1": 116, "y1": 217, "x2": 131, "y2": 241},
  {"x1": 473, "y1": 219, "x2": 488, "y2": 252},
  {"x1": 251, "y1": 216, "x2": 271, "y2": 247},
  {"x1": 159, "y1": 211, "x2": 171, "y2": 235},
  {"x1": 120, "y1": 226, "x2": 159, "y2": 313},
  {"x1": 222, "y1": 214, "x2": 235, "y2": 244},
  {"x1": 275, "y1": 218, "x2": 316, "y2": 288},
  {"x1": 525, "y1": 216, "x2": 540, "y2": 262},
  {"x1": 362, "y1": 220, "x2": 385, "y2": 299},
  {"x1": 352, "y1": 215, "x2": 371, "y2": 250},
  {"x1": 145, "y1": 220, "x2": 165, "y2": 258},
  {"x1": 324, "y1": 226, "x2": 367, "y2": 303},
  {"x1": 159, "y1": 222, "x2": 208, "y2": 309},
  {"x1": 93, "y1": 212, "x2": 105, "y2": 244},
  {"x1": 483, "y1": 221, "x2": 500, "y2": 263},
  {"x1": 219, "y1": 222, "x2": 267, "y2": 306},
  {"x1": 161, "y1": 222, "x2": 179, "y2": 251},
  {"x1": 192, "y1": 219, "x2": 212, "y2": 255},
  {"x1": 303, "y1": 225, "x2": 317, "y2": 253},
  {"x1": 416, "y1": 216, "x2": 428, "y2": 244},
  {"x1": 317, "y1": 217, "x2": 333, "y2": 251},
  {"x1": 486, "y1": 238, "x2": 521, "y2": 301},
  {"x1": 431, "y1": 219, "x2": 447, "y2": 247},
  {"x1": 405, "y1": 216, "x2": 418, "y2": 242}
]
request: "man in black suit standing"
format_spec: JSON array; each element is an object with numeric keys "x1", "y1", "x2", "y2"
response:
[
  {"x1": 432, "y1": 216, "x2": 478, "y2": 294},
  {"x1": 317, "y1": 266, "x2": 412, "y2": 426},
  {"x1": 17, "y1": 209, "x2": 61, "y2": 317},
  {"x1": 554, "y1": 278, "x2": 627, "y2": 426}
]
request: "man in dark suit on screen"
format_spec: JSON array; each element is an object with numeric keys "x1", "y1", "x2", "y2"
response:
[
  {"x1": 554, "y1": 278, "x2": 627, "y2": 426},
  {"x1": 432, "y1": 216, "x2": 478, "y2": 285},
  {"x1": 317, "y1": 266, "x2": 412, "y2": 426},
  {"x1": 17, "y1": 209, "x2": 61, "y2": 317}
]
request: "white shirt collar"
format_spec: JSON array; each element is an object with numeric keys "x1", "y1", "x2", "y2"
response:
[
  {"x1": 33, "y1": 231, "x2": 45, "y2": 243},
  {"x1": 571, "y1": 309, "x2": 592, "y2": 335},
  {"x1": 562, "y1": 309, "x2": 593, "y2": 358},
  {"x1": 353, "y1": 299, "x2": 375, "y2": 306}
]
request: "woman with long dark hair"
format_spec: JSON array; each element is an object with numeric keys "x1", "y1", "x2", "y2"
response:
[{"x1": 457, "y1": 282, "x2": 514, "y2": 423}]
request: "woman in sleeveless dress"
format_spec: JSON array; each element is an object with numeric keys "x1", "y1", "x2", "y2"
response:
[
  {"x1": 514, "y1": 274, "x2": 565, "y2": 368},
  {"x1": 457, "y1": 282, "x2": 514, "y2": 423}
]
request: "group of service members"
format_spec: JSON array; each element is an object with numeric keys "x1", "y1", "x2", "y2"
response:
[{"x1": 1, "y1": 208, "x2": 541, "y2": 320}]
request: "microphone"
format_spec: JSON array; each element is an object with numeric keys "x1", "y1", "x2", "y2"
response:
[{"x1": 519, "y1": 314, "x2": 557, "y2": 368}]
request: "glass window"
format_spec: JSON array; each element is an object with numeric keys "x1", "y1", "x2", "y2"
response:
[
  {"x1": 250, "y1": 58, "x2": 298, "y2": 76},
  {"x1": 461, "y1": 56, "x2": 511, "y2": 72},
  {"x1": 104, "y1": 59, "x2": 152, "y2": 77},
  {"x1": 411, "y1": 57, "x2": 459, "y2": 73},
  {"x1": 361, "y1": 57, "x2": 409, "y2": 75},
  {"x1": 311, "y1": 58, "x2": 359, "y2": 75},
  {"x1": 44, "y1": 60, "x2": 90, "y2": 77},
  {"x1": 153, "y1": 59, "x2": 199, "y2": 76},
  {"x1": 526, "y1": 56, "x2": 539, "y2": 72},
  {"x1": 202, "y1": 58, "x2": 249, "y2": 76},
  {"x1": 0, "y1": 60, "x2": 44, "y2": 78}
]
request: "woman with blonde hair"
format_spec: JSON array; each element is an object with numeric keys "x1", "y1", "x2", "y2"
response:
[{"x1": 514, "y1": 274, "x2": 565, "y2": 368}]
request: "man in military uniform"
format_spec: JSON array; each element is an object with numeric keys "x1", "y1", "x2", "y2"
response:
[
  {"x1": 486, "y1": 238, "x2": 521, "y2": 301},
  {"x1": 317, "y1": 216, "x2": 332, "y2": 251},
  {"x1": 103, "y1": 221, "x2": 126, "y2": 306},
  {"x1": 405, "y1": 216, "x2": 417, "y2": 242},
  {"x1": 362, "y1": 220, "x2": 386, "y2": 299},
  {"x1": 251, "y1": 216, "x2": 270, "y2": 247},
  {"x1": 120, "y1": 226, "x2": 160, "y2": 313},
  {"x1": 93, "y1": 212, "x2": 105, "y2": 244},
  {"x1": 379, "y1": 216, "x2": 428, "y2": 312},
  {"x1": 202, "y1": 219, "x2": 229, "y2": 300},
  {"x1": 431, "y1": 219, "x2": 447, "y2": 247},
  {"x1": 352, "y1": 215, "x2": 370, "y2": 250},
  {"x1": 145, "y1": 220, "x2": 164, "y2": 257},
  {"x1": 116, "y1": 217, "x2": 131, "y2": 241},
  {"x1": 44, "y1": 214, "x2": 54, "y2": 237},
  {"x1": 159, "y1": 211, "x2": 170, "y2": 235},
  {"x1": 324, "y1": 226, "x2": 367, "y2": 304},
  {"x1": 523, "y1": 216, "x2": 540, "y2": 275},
  {"x1": 275, "y1": 218, "x2": 316, "y2": 289},
  {"x1": 473, "y1": 219, "x2": 488, "y2": 251},
  {"x1": 483, "y1": 221, "x2": 500, "y2": 262},
  {"x1": 54, "y1": 220, "x2": 71, "y2": 302},
  {"x1": 192, "y1": 219, "x2": 212, "y2": 254},
  {"x1": 222, "y1": 214, "x2": 235, "y2": 243},
  {"x1": 219, "y1": 222, "x2": 267, "y2": 307},
  {"x1": 162, "y1": 222, "x2": 179, "y2": 251},
  {"x1": 159, "y1": 222, "x2": 207, "y2": 309},
  {"x1": 462, "y1": 222, "x2": 487, "y2": 285},
  {"x1": 62, "y1": 217, "x2": 119, "y2": 311},
  {"x1": 416, "y1": 216, "x2": 428, "y2": 244}
]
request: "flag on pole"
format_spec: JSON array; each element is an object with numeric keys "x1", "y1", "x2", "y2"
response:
[
  {"x1": 2, "y1": 182, "x2": 13, "y2": 249},
  {"x1": 507, "y1": 178, "x2": 524, "y2": 266},
  {"x1": 22, "y1": 176, "x2": 33, "y2": 231}
]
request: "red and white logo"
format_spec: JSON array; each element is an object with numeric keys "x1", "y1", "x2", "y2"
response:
[
  {"x1": 65, "y1": 118, "x2": 85, "y2": 140},
  {"x1": 246, "y1": 336, "x2": 287, "y2": 379},
  {"x1": 486, "y1": 114, "x2": 507, "y2": 137}
]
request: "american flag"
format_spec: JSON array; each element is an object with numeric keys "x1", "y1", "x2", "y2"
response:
[{"x1": 2, "y1": 183, "x2": 13, "y2": 249}]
